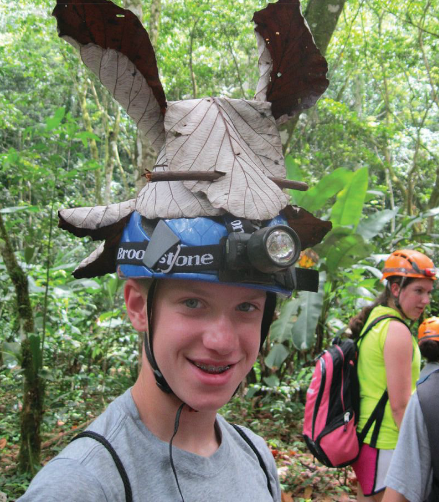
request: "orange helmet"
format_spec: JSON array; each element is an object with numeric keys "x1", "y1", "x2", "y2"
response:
[
  {"x1": 381, "y1": 249, "x2": 436, "y2": 281},
  {"x1": 418, "y1": 317, "x2": 439, "y2": 344}
]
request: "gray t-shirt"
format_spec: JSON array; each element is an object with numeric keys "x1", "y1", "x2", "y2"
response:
[
  {"x1": 18, "y1": 389, "x2": 280, "y2": 501},
  {"x1": 385, "y1": 391, "x2": 432, "y2": 502},
  {"x1": 419, "y1": 361, "x2": 439, "y2": 382}
]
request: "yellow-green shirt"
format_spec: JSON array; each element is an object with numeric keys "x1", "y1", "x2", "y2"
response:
[{"x1": 356, "y1": 305, "x2": 420, "y2": 449}]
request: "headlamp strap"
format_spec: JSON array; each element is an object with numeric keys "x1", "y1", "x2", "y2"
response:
[
  {"x1": 224, "y1": 217, "x2": 255, "y2": 235},
  {"x1": 117, "y1": 241, "x2": 222, "y2": 272}
]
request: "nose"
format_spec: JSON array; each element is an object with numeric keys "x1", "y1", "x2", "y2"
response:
[
  {"x1": 202, "y1": 314, "x2": 238, "y2": 355},
  {"x1": 422, "y1": 292, "x2": 431, "y2": 305}
]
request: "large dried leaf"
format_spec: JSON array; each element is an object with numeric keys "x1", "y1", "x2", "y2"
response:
[
  {"x1": 282, "y1": 205, "x2": 332, "y2": 249},
  {"x1": 163, "y1": 97, "x2": 289, "y2": 220},
  {"x1": 73, "y1": 238, "x2": 120, "y2": 279},
  {"x1": 136, "y1": 149, "x2": 223, "y2": 219},
  {"x1": 59, "y1": 199, "x2": 136, "y2": 240},
  {"x1": 253, "y1": 0, "x2": 329, "y2": 124},
  {"x1": 53, "y1": 0, "x2": 166, "y2": 153}
]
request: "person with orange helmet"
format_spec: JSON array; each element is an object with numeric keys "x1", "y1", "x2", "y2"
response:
[
  {"x1": 417, "y1": 317, "x2": 439, "y2": 381},
  {"x1": 383, "y1": 318, "x2": 439, "y2": 502},
  {"x1": 348, "y1": 250, "x2": 436, "y2": 501}
]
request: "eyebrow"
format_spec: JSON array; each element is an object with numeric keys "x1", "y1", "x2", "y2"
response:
[{"x1": 174, "y1": 284, "x2": 266, "y2": 301}]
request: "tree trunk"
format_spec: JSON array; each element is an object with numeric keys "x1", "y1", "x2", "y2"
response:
[
  {"x1": 281, "y1": 0, "x2": 347, "y2": 151},
  {"x1": 0, "y1": 213, "x2": 44, "y2": 475},
  {"x1": 104, "y1": 105, "x2": 121, "y2": 205},
  {"x1": 76, "y1": 76, "x2": 102, "y2": 204},
  {"x1": 303, "y1": 0, "x2": 347, "y2": 56}
]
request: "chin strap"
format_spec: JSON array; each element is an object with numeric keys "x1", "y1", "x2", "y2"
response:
[{"x1": 144, "y1": 280, "x2": 173, "y2": 393}]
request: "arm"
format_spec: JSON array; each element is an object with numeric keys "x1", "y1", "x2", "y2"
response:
[
  {"x1": 383, "y1": 321, "x2": 413, "y2": 428},
  {"x1": 383, "y1": 487, "x2": 409, "y2": 502}
]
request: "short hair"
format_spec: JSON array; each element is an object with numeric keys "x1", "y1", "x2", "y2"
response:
[{"x1": 419, "y1": 339, "x2": 439, "y2": 363}]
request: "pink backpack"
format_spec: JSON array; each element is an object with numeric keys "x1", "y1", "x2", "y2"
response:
[{"x1": 302, "y1": 315, "x2": 404, "y2": 467}]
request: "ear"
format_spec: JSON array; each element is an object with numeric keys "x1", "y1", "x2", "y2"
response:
[
  {"x1": 390, "y1": 281, "x2": 401, "y2": 297},
  {"x1": 124, "y1": 279, "x2": 148, "y2": 332}
]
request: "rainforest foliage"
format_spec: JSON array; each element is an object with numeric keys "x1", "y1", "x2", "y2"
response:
[{"x1": 1, "y1": 0, "x2": 439, "y2": 499}]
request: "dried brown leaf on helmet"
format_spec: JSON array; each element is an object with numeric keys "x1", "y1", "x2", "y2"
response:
[
  {"x1": 253, "y1": 0, "x2": 329, "y2": 125},
  {"x1": 53, "y1": 0, "x2": 166, "y2": 153},
  {"x1": 163, "y1": 97, "x2": 289, "y2": 220},
  {"x1": 282, "y1": 205, "x2": 332, "y2": 249},
  {"x1": 73, "y1": 239, "x2": 119, "y2": 278},
  {"x1": 59, "y1": 199, "x2": 136, "y2": 240},
  {"x1": 136, "y1": 150, "x2": 224, "y2": 219}
]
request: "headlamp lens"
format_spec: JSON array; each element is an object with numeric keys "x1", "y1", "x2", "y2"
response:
[
  {"x1": 266, "y1": 230, "x2": 297, "y2": 266},
  {"x1": 246, "y1": 225, "x2": 301, "y2": 273}
]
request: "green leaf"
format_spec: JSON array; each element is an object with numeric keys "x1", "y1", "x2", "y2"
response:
[
  {"x1": 0, "y1": 205, "x2": 39, "y2": 214},
  {"x1": 263, "y1": 375, "x2": 280, "y2": 388},
  {"x1": 285, "y1": 155, "x2": 305, "y2": 206},
  {"x1": 269, "y1": 299, "x2": 299, "y2": 342},
  {"x1": 326, "y1": 234, "x2": 372, "y2": 273},
  {"x1": 24, "y1": 246, "x2": 35, "y2": 264},
  {"x1": 45, "y1": 107, "x2": 65, "y2": 131},
  {"x1": 2, "y1": 341, "x2": 21, "y2": 366},
  {"x1": 265, "y1": 343, "x2": 289, "y2": 369},
  {"x1": 75, "y1": 131, "x2": 100, "y2": 148},
  {"x1": 291, "y1": 277, "x2": 325, "y2": 350},
  {"x1": 313, "y1": 226, "x2": 354, "y2": 258},
  {"x1": 331, "y1": 167, "x2": 369, "y2": 228},
  {"x1": 357, "y1": 207, "x2": 400, "y2": 240},
  {"x1": 299, "y1": 168, "x2": 352, "y2": 213}
]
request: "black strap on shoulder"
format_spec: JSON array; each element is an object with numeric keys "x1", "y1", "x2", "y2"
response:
[
  {"x1": 356, "y1": 314, "x2": 408, "y2": 345},
  {"x1": 71, "y1": 431, "x2": 133, "y2": 502},
  {"x1": 417, "y1": 369, "x2": 439, "y2": 501},
  {"x1": 231, "y1": 424, "x2": 274, "y2": 499},
  {"x1": 356, "y1": 314, "x2": 409, "y2": 447}
]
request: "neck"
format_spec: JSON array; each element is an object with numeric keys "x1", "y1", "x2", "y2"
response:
[
  {"x1": 131, "y1": 363, "x2": 220, "y2": 457},
  {"x1": 386, "y1": 299, "x2": 404, "y2": 318}
]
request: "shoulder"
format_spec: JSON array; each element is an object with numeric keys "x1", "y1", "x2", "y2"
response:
[
  {"x1": 18, "y1": 457, "x2": 107, "y2": 501},
  {"x1": 20, "y1": 390, "x2": 135, "y2": 501},
  {"x1": 219, "y1": 417, "x2": 271, "y2": 453},
  {"x1": 217, "y1": 416, "x2": 281, "y2": 501},
  {"x1": 217, "y1": 416, "x2": 276, "y2": 472}
]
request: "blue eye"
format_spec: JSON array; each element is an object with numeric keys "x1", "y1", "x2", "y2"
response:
[
  {"x1": 237, "y1": 302, "x2": 256, "y2": 312},
  {"x1": 184, "y1": 298, "x2": 200, "y2": 309}
]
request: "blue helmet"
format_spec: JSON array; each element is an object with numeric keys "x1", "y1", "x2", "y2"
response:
[{"x1": 116, "y1": 211, "x2": 319, "y2": 297}]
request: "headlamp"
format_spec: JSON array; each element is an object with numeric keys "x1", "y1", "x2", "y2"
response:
[
  {"x1": 425, "y1": 268, "x2": 436, "y2": 278},
  {"x1": 225, "y1": 225, "x2": 301, "y2": 274}
]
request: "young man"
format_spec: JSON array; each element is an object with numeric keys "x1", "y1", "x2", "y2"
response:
[
  {"x1": 19, "y1": 211, "x2": 325, "y2": 501},
  {"x1": 19, "y1": 0, "x2": 330, "y2": 499}
]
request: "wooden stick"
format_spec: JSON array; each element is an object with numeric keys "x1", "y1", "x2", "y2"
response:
[{"x1": 144, "y1": 170, "x2": 308, "y2": 191}]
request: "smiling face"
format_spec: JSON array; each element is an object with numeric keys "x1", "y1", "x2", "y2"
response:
[
  {"x1": 392, "y1": 278, "x2": 434, "y2": 320},
  {"x1": 149, "y1": 279, "x2": 266, "y2": 412}
]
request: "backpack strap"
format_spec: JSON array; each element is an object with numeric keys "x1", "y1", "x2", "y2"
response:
[
  {"x1": 231, "y1": 424, "x2": 274, "y2": 499},
  {"x1": 356, "y1": 314, "x2": 408, "y2": 346},
  {"x1": 71, "y1": 431, "x2": 133, "y2": 502},
  {"x1": 356, "y1": 314, "x2": 409, "y2": 448},
  {"x1": 417, "y1": 369, "x2": 439, "y2": 501},
  {"x1": 357, "y1": 390, "x2": 388, "y2": 447}
]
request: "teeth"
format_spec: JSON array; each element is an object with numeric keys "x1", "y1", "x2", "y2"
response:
[{"x1": 194, "y1": 362, "x2": 230, "y2": 374}]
